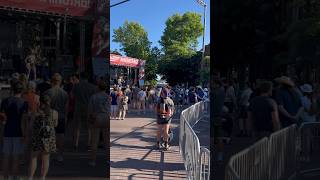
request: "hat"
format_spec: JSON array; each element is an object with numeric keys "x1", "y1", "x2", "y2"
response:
[
  {"x1": 274, "y1": 76, "x2": 295, "y2": 87},
  {"x1": 52, "y1": 73, "x2": 62, "y2": 82},
  {"x1": 12, "y1": 73, "x2": 19, "y2": 79},
  {"x1": 204, "y1": 88, "x2": 208, "y2": 91},
  {"x1": 27, "y1": 81, "x2": 36, "y2": 90},
  {"x1": 300, "y1": 84, "x2": 313, "y2": 93}
]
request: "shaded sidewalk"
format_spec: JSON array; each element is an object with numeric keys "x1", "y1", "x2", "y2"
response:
[{"x1": 110, "y1": 110, "x2": 187, "y2": 180}]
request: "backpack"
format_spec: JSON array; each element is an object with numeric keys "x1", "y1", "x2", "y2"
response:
[{"x1": 157, "y1": 98, "x2": 173, "y2": 119}]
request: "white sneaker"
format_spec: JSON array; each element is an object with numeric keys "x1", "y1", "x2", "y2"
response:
[{"x1": 88, "y1": 161, "x2": 96, "y2": 167}]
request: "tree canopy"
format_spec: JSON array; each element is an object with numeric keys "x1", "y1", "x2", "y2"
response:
[
  {"x1": 159, "y1": 12, "x2": 203, "y2": 60},
  {"x1": 113, "y1": 21, "x2": 151, "y2": 60}
]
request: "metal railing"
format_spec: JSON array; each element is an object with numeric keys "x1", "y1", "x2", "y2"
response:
[
  {"x1": 225, "y1": 137, "x2": 270, "y2": 180},
  {"x1": 225, "y1": 124, "x2": 298, "y2": 180},
  {"x1": 299, "y1": 122, "x2": 320, "y2": 163},
  {"x1": 200, "y1": 147, "x2": 210, "y2": 180},
  {"x1": 179, "y1": 101, "x2": 210, "y2": 180}
]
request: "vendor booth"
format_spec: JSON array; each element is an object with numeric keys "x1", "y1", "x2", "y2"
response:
[{"x1": 110, "y1": 53, "x2": 145, "y2": 87}]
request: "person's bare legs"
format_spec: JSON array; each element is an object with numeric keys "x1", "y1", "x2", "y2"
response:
[
  {"x1": 40, "y1": 153, "x2": 50, "y2": 178},
  {"x1": 163, "y1": 124, "x2": 170, "y2": 143},
  {"x1": 122, "y1": 110, "x2": 126, "y2": 120},
  {"x1": 73, "y1": 120, "x2": 81, "y2": 149},
  {"x1": 156, "y1": 124, "x2": 162, "y2": 148},
  {"x1": 2, "y1": 155, "x2": 10, "y2": 179},
  {"x1": 29, "y1": 151, "x2": 39, "y2": 178}
]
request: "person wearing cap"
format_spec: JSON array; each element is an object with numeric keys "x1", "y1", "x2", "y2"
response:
[
  {"x1": 0, "y1": 81, "x2": 29, "y2": 179},
  {"x1": 88, "y1": 82, "x2": 108, "y2": 166},
  {"x1": 43, "y1": 73, "x2": 69, "y2": 162},
  {"x1": 299, "y1": 84, "x2": 317, "y2": 123},
  {"x1": 274, "y1": 76, "x2": 303, "y2": 127}
]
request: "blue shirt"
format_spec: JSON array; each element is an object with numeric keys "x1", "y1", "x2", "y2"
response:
[
  {"x1": 0, "y1": 96, "x2": 28, "y2": 137},
  {"x1": 111, "y1": 92, "x2": 118, "y2": 105}
]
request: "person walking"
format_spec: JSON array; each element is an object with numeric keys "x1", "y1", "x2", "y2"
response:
[
  {"x1": 0, "y1": 81, "x2": 28, "y2": 180},
  {"x1": 155, "y1": 87, "x2": 174, "y2": 151},
  {"x1": 237, "y1": 82, "x2": 252, "y2": 137},
  {"x1": 28, "y1": 95, "x2": 58, "y2": 180},
  {"x1": 299, "y1": 84, "x2": 317, "y2": 123},
  {"x1": 247, "y1": 81, "x2": 281, "y2": 139},
  {"x1": 88, "y1": 82, "x2": 108, "y2": 166},
  {"x1": 72, "y1": 72, "x2": 97, "y2": 150},
  {"x1": 43, "y1": 73, "x2": 69, "y2": 162}
]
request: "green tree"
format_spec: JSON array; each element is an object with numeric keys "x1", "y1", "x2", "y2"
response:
[
  {"x1": 113, "y1": 21, "x2": 151, "y2": 60},
  {"x1": 159, "y1": 12, "x2": 203, "y2": 60},
  {"x1": 145, "y1": 47, "x2": 161, "y2": 84}
]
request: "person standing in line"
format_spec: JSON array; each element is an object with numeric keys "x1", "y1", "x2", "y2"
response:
[
  {"x1": 124, "y1": 85, "x2": 132, "y2": 112},
  {"x1": 43, "y1": 73, "x2": 68, "y2": 162},
  {"x1": 224, "y1": 79, "x2": 237, "y2": 114},
  {"x1": 117, "y1": 89, "x2": 129, "y2": 120},
  {"x1": 28, "y1": 95, "x2": 58, "y2": 180},
  {"x1": 299, "y1": 84, "x2": 317, "y2": 123},
  {"x1": 72, "y1": 72, "x2": 97, "y2": 151},
  {"x1": 137, "y1": 87, "x2": 147, "y2": 114},
  {"x1": 88, "y1": 82, "x2": 108, "y2": 166},
  {"x1": 22, "y1": 81, "x2": 40, "y2": 164},
  {"x1": 155, "y1": 87, "x2": 174, "y2": 151},
  {"x1": 132, "y1": 86, "x2": 140, "y2": 110},
  {"x1": 247, "y1": 81, "x2": 281, "y2": 139},
  {"x1": 237, "y1": 82, "x2": 252, "y2": 137},
  {"x1": 0, "y1": 82, "x2": 28, "y2": 180},
  {"x1": 36, "y1": 77, "x2": 51, "y2": 97},
  {"x1": 188, "y1": 87, "x2": 198, "y2": 105},
  {"x1": 213, "y1": 78, "x2": 225, "y2": 162},
  {"x1": 274, "y1": 76, "x2": 303, "y2": 128},
  {"x1": 110, "y1": 87, "x2": 118, "y2": 119}
]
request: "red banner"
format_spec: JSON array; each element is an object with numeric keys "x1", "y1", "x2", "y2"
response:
[
  {"x1": 110, "y1": 54, "x2": 145, "y2": 68},
  {"x1": 0, "y1": 0, "x2": 94, "y2": 17}
]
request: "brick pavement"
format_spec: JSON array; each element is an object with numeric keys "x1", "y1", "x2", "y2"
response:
[{"x1": 110, "y1": 110, "x2": 186, "y2": 180}]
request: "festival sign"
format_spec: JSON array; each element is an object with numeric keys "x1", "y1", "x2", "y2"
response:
[
  {"x1": 110, "y1": 54, "x2": 143, "y2": 68},
  {"x1": 0, "y1": 0, "x2": 94, "y2": 17}
]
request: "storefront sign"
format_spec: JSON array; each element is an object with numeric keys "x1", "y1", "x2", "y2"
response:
[
  {"x1": 0, "y1": 0, "x2": 94, "y2": 17},
  {"x1": 110, "y1": 54, "x2": 145, "y2": 68}
]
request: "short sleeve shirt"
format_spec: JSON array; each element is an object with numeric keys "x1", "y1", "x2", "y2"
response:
[
  {"x1": 0, "y1": 96, "x2": 28, "y2": 137},
  {"x1": 44, "y1": 87, "x2": 69, "y2": 118}
]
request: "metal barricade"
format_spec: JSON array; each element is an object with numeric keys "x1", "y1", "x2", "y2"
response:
[
  {"x1": 299, "y1": 122, "x2": 320, "y2": 162},
  {"x1": 268, "y1": 124, "x2": 297, "y2": 180},
  {"x1": 179, "y1": 101, "x2": 210, "y2": 180},
  {"x1": 225, "y1": 137, "x2": 269, "y2": 180},
  {"x1": 200, "y1": 147, "x2": 210, "y2": 180}
]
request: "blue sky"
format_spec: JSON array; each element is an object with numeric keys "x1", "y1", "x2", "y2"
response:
[{"x1": 110, "y1": 0, "x2": 211, "y2": 54}]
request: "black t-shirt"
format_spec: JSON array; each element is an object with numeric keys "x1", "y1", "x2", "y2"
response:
[
  {"x1": 189, "y1": 92, "x2": 197, "y2": 103},
  {"x1": 0, "y1": 96, "x2": 28, "y2": 137},
  {"x1": 37, "y1": 82, "x2": 52, "y2": 96},
  {"x1": 248, "y1": 96, "x2": 275, "y2": 132}
]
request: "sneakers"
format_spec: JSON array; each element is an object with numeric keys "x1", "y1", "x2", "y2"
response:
[
  {"x1": 163, "y1": 142, "x2": 170, "y2": 151},
  {"x1": 88, "y1": 161, "x2": 96, "y2": 167},
  {"x1": 155, "y1": 141, "x2": 161, "y2": 149}
]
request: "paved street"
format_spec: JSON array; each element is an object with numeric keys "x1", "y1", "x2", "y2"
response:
[
  {"x1": 110, "y1": 109, "x2": 186, "y2": 180},
  {"x1": 0, "y1": 120, "x2": 107, "y2": 179}
]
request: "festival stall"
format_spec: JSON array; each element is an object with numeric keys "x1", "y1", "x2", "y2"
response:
[{"x1": 110, "y1": 53, "x2": 145, "y2": 87}]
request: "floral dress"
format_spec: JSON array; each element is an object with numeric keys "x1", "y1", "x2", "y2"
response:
[{"x1": 31, "y1": 109, "x2": 58, "y2": 153}]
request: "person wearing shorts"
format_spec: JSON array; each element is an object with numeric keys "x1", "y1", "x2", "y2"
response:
[
  {"x1": 155, "y1": 87, "x2": 174, "y2": 151},
  {"x1": 0, "y1": 81, "x2": 28, "y2": 179},
  {"x1": 44, "y1": 73, "x2": 69, "y2": 162}
]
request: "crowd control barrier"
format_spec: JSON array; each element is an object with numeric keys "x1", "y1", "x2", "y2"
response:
[
  {"x1": 225, "y1": 137, "x2": 270, "y2": 180},
  {"x1": 179, "y1": 101, "x2": 210, "y2": 180},
  {"x1": 226, "y1": 124, "x2": 298, "y2": 180}
]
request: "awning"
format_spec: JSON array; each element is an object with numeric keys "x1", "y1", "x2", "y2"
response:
[
  {"x1": 0, "y1": 0, "x2": 95, "y2": 17},
  {"x1": 110, "y1": 54, "x2": 145, "y2": 68}
]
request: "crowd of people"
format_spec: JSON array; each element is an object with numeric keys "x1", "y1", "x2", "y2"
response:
[
  {"x1": 213, "y1": 75, "x2": 320, "y2": 161},
  {"x1": 0, "y1": 72, "x2": 107, "y2": 180},
  {"x1": 109, "y1": 82, "x2": 210, "y2": 120}
]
